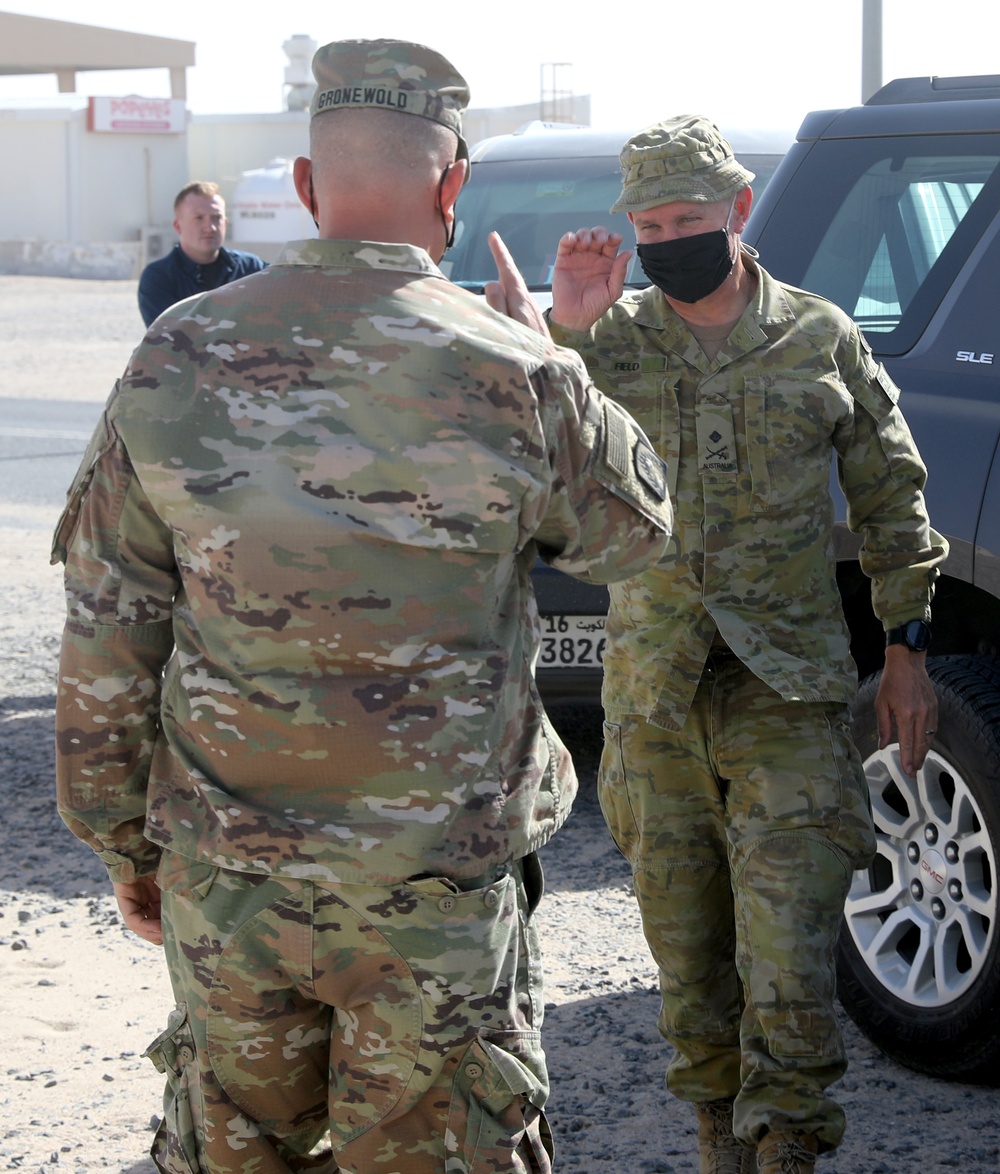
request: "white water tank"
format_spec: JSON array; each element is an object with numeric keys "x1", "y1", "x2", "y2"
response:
[{"x1": 230, "y1": 158, "x2": 316, "y2": 243}]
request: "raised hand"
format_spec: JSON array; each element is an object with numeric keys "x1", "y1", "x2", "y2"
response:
[
  {"x1": 551, "y1": 227, "x2": 632, "y2": 332},
  {"x1": 484, "y1": 231, "x2": 550, "y2": 336}
]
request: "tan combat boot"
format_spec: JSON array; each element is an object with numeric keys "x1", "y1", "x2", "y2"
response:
[
  {"x1": 756, "y1": 1131, "x2": 818, "y2": 1174},
  {"x1": 694, "y1": 1099, "x2": 756, "y2": 1174}
]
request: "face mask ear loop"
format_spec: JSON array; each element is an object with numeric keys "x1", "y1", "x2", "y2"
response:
[
  {"x1": 308, "y1": 177, "x2": 319, "y2": 231},
  {"x1": 438, "y1": 164, "x2": 456, "y2": 252},
  {"x1": 724, "y1": 191, "x2": 741, "y2": 261}
]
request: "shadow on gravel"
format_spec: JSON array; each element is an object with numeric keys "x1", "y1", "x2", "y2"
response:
[
  {"x1": 543, "y1": 985, "x2": 696, "y2": 1174},
  {"x1": 0, "y1": 696, "x2": 106, "y2": 895},
  {"x1": 543, "y1": 985, "x2": 1000, "y2": 1174},
  {"x1": 539, "y1": 703, "x2": 1000, "y2": 1171},
  {"x1": 539, "y1": 701, "x2": 634, "y2": 896}
]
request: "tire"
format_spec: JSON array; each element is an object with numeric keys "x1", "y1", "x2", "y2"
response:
[{"x1": 837, "y1": 654, "x2": 1000, "y2": 1083}]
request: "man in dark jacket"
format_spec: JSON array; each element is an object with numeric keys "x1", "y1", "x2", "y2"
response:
[{"x1": 137, "y1": 181, "x2": 266, "y2": 325}]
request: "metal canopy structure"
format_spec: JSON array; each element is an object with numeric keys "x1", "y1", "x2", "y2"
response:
[{"x1": 0, "y1": 11, "x2": 194, "y2": 98}]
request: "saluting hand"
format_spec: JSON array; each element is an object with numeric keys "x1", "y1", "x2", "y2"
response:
[{"x1": 551, "y1": 227, "x2": 632, "y2": 334}]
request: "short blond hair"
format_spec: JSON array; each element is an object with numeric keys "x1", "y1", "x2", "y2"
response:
[{"x1": 174, "y1": 181, "x2": 223, "y2": 213}]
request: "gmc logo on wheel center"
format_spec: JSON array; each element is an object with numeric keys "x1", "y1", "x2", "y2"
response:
[{"x1": 956, "y1": 350, "x2": 994, "y2": 364}]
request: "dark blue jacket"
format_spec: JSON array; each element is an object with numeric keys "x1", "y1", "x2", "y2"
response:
[{"x1": 138, "y1": 245, "x2": 267, "y2": 326}]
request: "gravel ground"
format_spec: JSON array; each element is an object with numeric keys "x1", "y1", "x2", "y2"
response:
[{"x1": 1, "y1": 276, "x2": 997, "y2": 1173}]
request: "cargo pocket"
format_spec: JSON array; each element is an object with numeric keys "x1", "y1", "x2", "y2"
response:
[
  {"x1": 736, "y1": 833, "x2": 851, "y2": 1062},
  {"x1": 447, "y1": 1035, "x2": 552, "y2": 1174},
  {"x1": 744, "y1": 374, "x2": 849, "y2": 514},
  {"x1": 598, "y1": 720, "x2": 640, "y2": 863},
  {"x1": 143, "y1": 1002, "x2": 201, "y2": 1174}
]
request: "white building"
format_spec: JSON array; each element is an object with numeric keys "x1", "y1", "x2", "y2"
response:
[{"x1": 0, "y1": 12, "x2": 589, "y2": 278}]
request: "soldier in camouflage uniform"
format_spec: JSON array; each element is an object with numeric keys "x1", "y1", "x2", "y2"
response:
[
  {"x1": 52, "y1": 40, "x2": 674, "y2": 1174},
  {"x1": 528, "y1": 116, "x2": 948, "y2": 1173}
]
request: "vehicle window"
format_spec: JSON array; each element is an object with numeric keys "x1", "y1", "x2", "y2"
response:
[
  {"x1": 445, "y1": 150, "x2": 785, "y2": 291},
  {"x1": 761, "y1": 136, "x2": 1000, "y2": 354},
  {"x1": 444, "y1": 157, "x2": 638, "y2": 290},
  {"x1": 741, "y1": 153, "x2": 785, "y2": 200}
]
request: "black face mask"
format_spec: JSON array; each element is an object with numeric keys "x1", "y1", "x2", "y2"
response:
[{"x1": 636, "y1": 224, "x2": 734, "y2": 303}]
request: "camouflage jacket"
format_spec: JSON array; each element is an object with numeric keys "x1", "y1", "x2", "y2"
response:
[
  {"x1": 53, "y1": 239, "x2": 672, "y2": 884},
  {"x1": 549, "y1": 256, "x2": 948, "y2": 729}
]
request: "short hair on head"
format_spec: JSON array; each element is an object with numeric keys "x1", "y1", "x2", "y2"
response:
[
  {"x1": 174, "y1": 181, "x2": 223, "y2": 213},
  {"x1": 309, "y1": 107, "x2": 457, "y2": 190}
]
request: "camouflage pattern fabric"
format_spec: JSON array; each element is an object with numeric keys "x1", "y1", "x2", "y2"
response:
[
  {"x1": 548, "y1": 254, "x2": 948, "y2": 731},
  {"x1": 52, "y1": 235, "x2": 673, "y2": 1172},
  {"x1": 549, "y1": 255, "x2": 943, "y2": 1150},
  {"x1": 146, "y1": 850, "x2": 549, "y2": 1174},
  {"x1": 53, "y1": 237, "x2": 672, "y2": 888},
  {"x1": 599, "y1": 653, "x2": 876, "y2": 1150}
]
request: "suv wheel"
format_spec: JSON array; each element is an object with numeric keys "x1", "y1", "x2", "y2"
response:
[{"x1": 837, "y1": 655, "x2": 1000, "y2": 1083}]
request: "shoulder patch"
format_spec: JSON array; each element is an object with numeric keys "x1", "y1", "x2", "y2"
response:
[
  {"x1": 604, "y1": 401, "x2": 631, "y2": 478},
  {"x1": 594, "y1": 401, "x2": 671, "y2": 519},
  {"x1": 635, "y1": 441, "x2": 668, "y2": 501},
  {"x1": 875, "y1": 362, "x2": 901, "y2": 405}
]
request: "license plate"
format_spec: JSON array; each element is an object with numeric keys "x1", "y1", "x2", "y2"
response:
[{"x1": 538, "y1": 615, "x2": 606, "y2": 668}]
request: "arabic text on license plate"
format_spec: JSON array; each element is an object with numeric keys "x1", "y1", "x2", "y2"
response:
[{"x1": 539, "y1": 615, "x2": 606, "y2": 668}]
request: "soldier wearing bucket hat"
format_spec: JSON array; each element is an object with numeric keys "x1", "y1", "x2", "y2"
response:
[
  {"x1": 54, "y1": 36, "x2": 674, "y2": 1174},
  {"x1": 610, "y1": 115, "x2": 756, "y2": 209},
  {"x1": 491, "y1": 114, "x2": 947, "y2": 1173}
]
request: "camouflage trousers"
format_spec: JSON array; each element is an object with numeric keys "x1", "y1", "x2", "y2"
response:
[
  {"x1": 600, "y1": 650, "x2": 876, "y2": 1151},
  {"x1": 145, "y1": 849, "x2": 551, "y2": 1174}
]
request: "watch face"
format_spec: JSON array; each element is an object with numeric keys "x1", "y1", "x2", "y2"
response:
[{"x1": 904, "y1": 619, "x2": 931, "y2": 652}]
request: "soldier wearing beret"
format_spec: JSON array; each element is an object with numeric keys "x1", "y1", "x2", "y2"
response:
[
  {"x1": 493, "y1": 114, "x2": 947, "y2": 1173},
  {"x1": 53, "y1": 40, "x2": 674, "y2": 1173}
]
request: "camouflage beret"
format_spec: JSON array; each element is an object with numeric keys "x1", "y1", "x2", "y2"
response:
[
  {"x1": 610, "y1": 114, "x2": 755, "y2": 213},
  {"x1": 310, "y1": 38, "x2": 470, "y2": 163}
]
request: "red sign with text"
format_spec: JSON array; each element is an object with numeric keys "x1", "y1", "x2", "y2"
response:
[{"x1": 88, "y1": 96, "x2": 186, "y2": 134}]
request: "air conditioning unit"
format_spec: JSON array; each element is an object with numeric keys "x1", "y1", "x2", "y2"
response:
[{"x1": 140, "y1": 227, "x2": 173, "y2": 265}]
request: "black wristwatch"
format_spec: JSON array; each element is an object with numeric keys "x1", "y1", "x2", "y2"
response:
[{"x1": 886, "y1": 619, "x2": 932, "y2": 652}]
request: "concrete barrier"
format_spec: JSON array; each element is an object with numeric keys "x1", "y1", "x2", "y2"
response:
[{"x1": 0, "y1": 240, "x2": 142, "y2": 279}]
